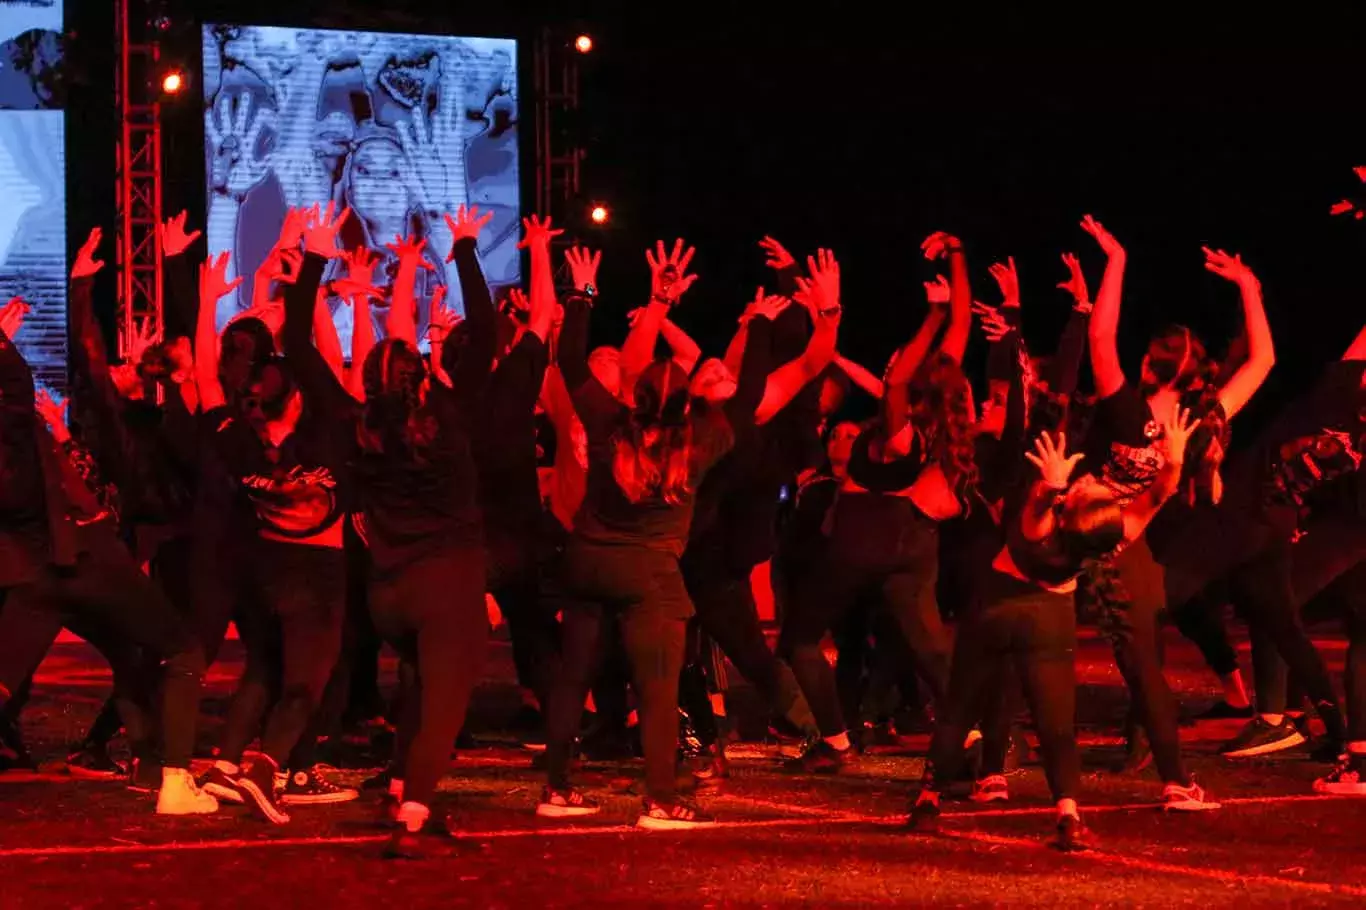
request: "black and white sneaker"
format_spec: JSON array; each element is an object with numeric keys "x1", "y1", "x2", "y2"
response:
[
  {"x1": 1161, "y1": 778, "x2": 1221, "y2": 811},
  {"x1": 64, "y1": 744, "x2": 127, "y2": 780},
  {"x1": 970, "y1": 775, "x2": 1009, "y2": 803},
  {"x1": 536, "y1": 787, "x2": 602, "y2": 818},
  {"x1": 235, "y1": 757, "x2": 291, "y2": 824},
  {"x1": 197, "y1": 766, "x2": 245, "y2": 804},
  {"x1": 783, "y1": 739, "x2": 854, "y2": 774},
  {"x1": 281, "y1": 766, "x2": 359, "y2": 805},
  {"x1": 1313, "y1": 752, "x2": 1366, "y2": 795},
  {"x1": 636, "y1": 798, "x2": 716, "y2": 830},
  {"x1": 1053, "y1": 813, "x2": 1094, "y2": 852},
  {"x1": 1219, "y1": 717, "x2": 1306, "y2": 758}
]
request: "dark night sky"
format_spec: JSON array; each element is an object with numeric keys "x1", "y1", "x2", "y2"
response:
[{"x1": 144, "y1": 4, "x2": 1366, "y2": 431}]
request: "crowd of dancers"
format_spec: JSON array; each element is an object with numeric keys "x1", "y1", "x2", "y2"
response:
[{"x1": 1, "y1": 180, "x2": 1365, "y2": 859}]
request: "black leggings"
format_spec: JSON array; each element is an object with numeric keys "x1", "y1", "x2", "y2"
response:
[
  {"x1": 1092, "y1": 536, "x2": 1187, "y2": 784},
  {"x1": 369, "y1": 546, "x2": 488, "y2": 808},
  {"x1": 545, "y1": 541, "x2": 690, "y2": 803},
  {"x1": 682, "y1": 542, "x2": 814, "y2": 734},
  {"x1": 216, "y1": 539, "x2": 346, "y2": 767},
  {"x1": 489, "y1": 535, "x2": 561, "y2": 709},
  {"x1": 926, "y1": 572, "x2": 1080, "y2": 802},
  {"x1": 780, "y1": 494, "x2": 950, "y2": 738},
  {"x1": 832, "y1": 598, "x2": 924, "y2": 728},
  {"x1": 0, "y1": 528, "x2": 205, "y2": 769}
]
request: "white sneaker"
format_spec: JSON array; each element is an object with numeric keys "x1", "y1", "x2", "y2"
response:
[{"x1": 156, "y1": 767, "x2": 219, "y2": 815}]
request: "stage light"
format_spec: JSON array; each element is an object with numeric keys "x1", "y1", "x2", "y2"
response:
[
  {"x1": 574, "y1": 34, "x2": 593, "y2": 54},
  {"x1": 589, "y1": 204, "x2": 609, "y2": 225},
  {"x1": 161, "y1": 70, "x2": 185, "y2": 95}
]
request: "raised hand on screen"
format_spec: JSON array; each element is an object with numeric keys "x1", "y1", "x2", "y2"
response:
[
  {"x1": 207, "y1": 91, "x2": 273, "y2": 201},
  {"x1": 565, "y1": 246, "x2": 602, "y2": 292},
  {"x1": 646, "y1": 239, "x2": 698, "y2": 304},
  {"x1": 398, "y1": 104, "x2": 456, "y2": 211},
  {"x1": 72, "y1": 227, "x2": 105, "y2": 280},
  {"x1": 159, "y1": 211, "x2": 202, "y2": 259},
  {"x1": 427, "y1": 285, "x2": 461, "y2": 343}
]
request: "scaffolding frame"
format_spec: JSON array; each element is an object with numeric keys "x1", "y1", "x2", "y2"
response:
[{"x1": 532, "y1": 28, "x2": 584, "y2": 250}]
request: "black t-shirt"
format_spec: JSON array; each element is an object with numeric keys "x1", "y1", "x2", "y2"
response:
[
  {"x1": 1081, "y1": 381, "x2": 1167, "y2": 505},
  {"x1": 474, "y1": 333, "x2": 549, "y2": 545},
  {"x1": 571, "y1": 378, "x2": 735, "y2": 557},
  {"x1": 777, "y1": 471, "x2": 837, "y2": 569},
  {"x1": 846, "y1": 426, "x2": 928, "y2": 493}
]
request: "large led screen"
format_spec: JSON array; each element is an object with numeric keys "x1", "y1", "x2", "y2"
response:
[
  {"x1": 0, "y1": 0, "x2": 65, "y2": 392},
  {"x1": 202, "y1": 24, "x2": 520, "y2": 352}
]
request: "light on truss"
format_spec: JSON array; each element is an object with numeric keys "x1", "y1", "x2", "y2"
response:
[
  {"x1": 574, "y1": 34, "x2": 594, "y2": 54},
  {"x1": 589, "y1": 204, "x2": 610, "y2": 225},
  {"x1": 161, "y1": 70, "x2": 185, "y2": 95}
]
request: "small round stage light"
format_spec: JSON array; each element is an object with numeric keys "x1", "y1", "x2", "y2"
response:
[
  {"x1": 161, "y1": 71, "x2": 185, "y2": 94},
  {"x1": 589, "y1": 205, "x2": 609, "y2": 225},
  {"x1": 574, "y1": 34, "x2": 593, "y2": 54}
]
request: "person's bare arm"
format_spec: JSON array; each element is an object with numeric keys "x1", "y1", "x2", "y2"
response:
[
  {"x1": 1081, "y1": 215, "x2": 1128, "y2": 399},
  {"x1": 1204, "y1": 248, "x2": 1274, "y2": 420}
]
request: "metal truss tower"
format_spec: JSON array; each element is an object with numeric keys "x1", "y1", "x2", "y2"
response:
[{"x1": 532, "y1": 28, "x2": 585, "y2": 249}]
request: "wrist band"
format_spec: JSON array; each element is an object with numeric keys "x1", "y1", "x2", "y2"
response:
[{"x1": 819, "y1": 306, "x2": 842, "y2": 318}]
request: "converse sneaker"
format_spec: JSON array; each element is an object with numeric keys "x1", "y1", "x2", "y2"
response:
[
  {"x1": 970, "y1": 775, "x2": 1009, "y2": 803},
  {"x1": 1219, "y1": 717, "x2": 1306, "y2": 758},
  {"x1": 1313, "y1": 752, "x2": 1366, "y2": 795},
  {"x1": 281, "y1": 766, "x2": 359, "y2": 805},
  {"x1": 156, "y1": 767, "x2": 219, "y2": 815},
  {"x1": 235, "y1": 756, "x2": 291, "y2": 824},
  {"x1": 536, "y1": 787, "x2": 602, "y2": 818},
  {"x1": 197, "y1": 765, "x2": 245, "y2": 804},
  {"x1": 636, "y1": 798, "x2": 716, "y2": 830},
  {"x1": 1161, "y1": 779, "x2": 1221, "y2": 812}
]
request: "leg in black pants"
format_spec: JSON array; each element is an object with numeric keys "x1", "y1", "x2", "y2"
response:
[
  {"x1": 370, "y1": 547, "x2": 488, "y2": 824},
  {"x1": 545, "y1": 542, "x2": 691, "y2": 814},
  {"x1": 489, "y1": 537, "x2": 560, "y2": 710}
]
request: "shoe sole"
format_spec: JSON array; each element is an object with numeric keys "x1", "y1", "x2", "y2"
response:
[
  {"x1": 202, "y1": 782, "x2": 245, "y2": 804},
  {"x1": 280, "y1": 791, "x2": 360, "y2": 806},
  {"x1": 521, "y1": 743, "x2": 548, "y2": 753},
  {"x1": 1313, "y1": 781, "x2": 1366, "y2": 795},
  {"x1": 236, "y1": 778, "x2": 291, "y2": 825},
  {"x1": 536, "y1": 803, "x2": 601, "y2": 818},
  {"x1": 156, "y1": 797, "x2": 219, "y2": 816},
  {"x1": 970, "y1": 792, "x2": 1009, "y2": 803},
  {"x1": 1162, "y1": 800, "x2": 1222, "y2": 812},
  {"x1": 63, "y1": 765, "x2": 125, "y2": 781},
  {"x1": 635, "y1": 815, "x2": 717, "y2": 830},
  {"x1": 1221, "y1": 731, "x2": 1306, "y2": 758}
]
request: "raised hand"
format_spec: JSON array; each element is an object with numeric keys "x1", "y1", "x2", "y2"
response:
[
  {"x1": 1023, "y1": 430, "x2": 1084, "y2": 490},
  {"x1": 759, "y1": 235, "x2": 796, "y2": 271},
  {"x1": 302, "y1": 201, "x2": 351, "y2": 258},
  {"x1": 1057, "y1": 252, "x2": 1090, "y2": 309},
  {"x1": 921, "y1": 231, "x2": 964, "y2": 261},
  {"x1": 645, "y1": 239, "x2": 698, "y2": 304},
  {"x1": 505, "y1": 287, "x2": 531, "y2": 317},
  {"x1": 332, "y1": 248, "x2": 386, "y2": 303},
  {"x1": 988, "y1": 257, "x2": 1020, "y2": 306},
  {"x1": 34, "y1": 388, "x2": 67, "y2": 432},
  {"x1": 971, "y1": 301, "x2": 1011, "y2": 342},
  {"x1": 1202, "y1": 247, "x2": 1258, "y2": 287},
  {"x1": 565, "y1": 245, "x2": 602, "y2": 292},
  {"x1": 426, "y1": 285, "x2": 461, "y2": 343},
  {"x1": 446, "y1": 205, "x2": 497, "y2": 249},
  {"x1": 230, "y1": 297, "x2": 285, "y2": 339},
  {"x1": 1080, "y1": 215, "x2": 1124, "y2": 257},
  {"x1": 386, "y1": 234, "x2": 435, "y2": 271},
  {"x1": 277, "y1": 208, "x2": 309, "y2": 251},
  {"x1": 802, "y1": 247, "x2": 841, "y2": 313},
  {"x1": 516, "y1": 213, "x2": 563, "y2": 250},
  {"x1": 199, "y1": 251, "x2": 244, "y2": 303},
  {"x1": 747, "y1": 287, "x2": 791, "y2": 323},
  {"x1": 924, "y1": 274, "x2": 951, "y2": 306},
  {"x1": 0, "y1": 296, "x2": 30, "y2": 338},
  {"x1": 207, "y1": 90, "x2": 272, "y2": 201},
  {"x1": 126, "y1": 318, "x2": 160, "y2": 365},
  {"x1": 72, "y1": 227, "x2": 104, "y2": 279},
  {"x1": 159, "y1": 211, "x2": 201, "y2": 259},
  {"x1": 1155, "y1": 402, "x2": 1198, "y2": 467}
]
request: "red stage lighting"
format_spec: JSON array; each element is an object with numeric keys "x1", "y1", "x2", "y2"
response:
[
  {"x1": 589, "y1": 204, "x2": 609, "y2": 225},
  {"x1": 161, "y1": 70, "x2": 185, "y2": 95},
  {"x1": 574, "y1": 34, "x2": 593, "y2": 54}
]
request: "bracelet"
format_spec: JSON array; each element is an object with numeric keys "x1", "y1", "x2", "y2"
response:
[
  {"x1": 819, "y1": 305, "x2": 842, "y2": 318},
  {"x1": 650, "y1": 294, "x2": 676, "y2": 306}
]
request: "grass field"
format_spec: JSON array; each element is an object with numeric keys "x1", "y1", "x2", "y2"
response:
[{"x1": 1, "y1": 629, "x2": 1363, "y2": 908}]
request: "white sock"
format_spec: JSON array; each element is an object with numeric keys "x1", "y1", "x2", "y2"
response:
[
  {"x1": 824, "y1": 732, "x2": 851, "y2": 752},
  {"x1": 388, "y1": 777, "x2": 405, "y2": 801},
  {"x1": 213, "y1": 760, "x2": 240, "y2": 775},
  {"x1": 396, "y1": 800, "x2": 429, "y2": 834},
  {"x1": 1057, "y1": 798, "x2": 1079, "y2": 820},
  {"x1": 1348, "y1": 741, "x2": 1366, "y2": 756},
  {"x1": 1259, "y1": 713, "x2": 1284, "y2": 727}
]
